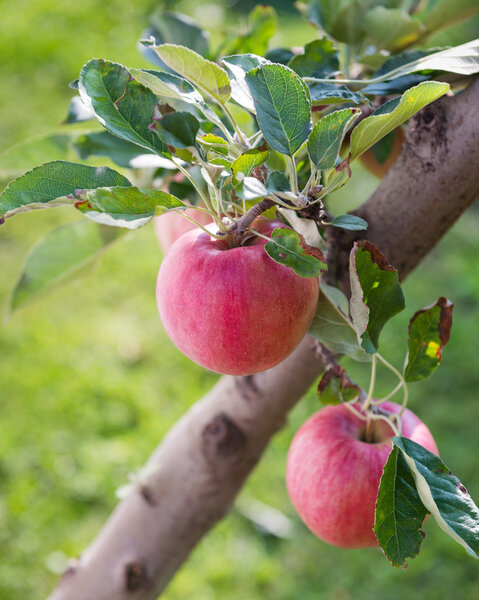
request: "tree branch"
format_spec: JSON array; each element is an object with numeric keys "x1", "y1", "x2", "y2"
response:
[{"x1": 49, "y1": 78, "x2": 479, "y2": 600}]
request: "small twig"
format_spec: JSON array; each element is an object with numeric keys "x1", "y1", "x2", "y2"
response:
[{"x1": 230, "y1": 197, "x2": 276, "y2": 244}]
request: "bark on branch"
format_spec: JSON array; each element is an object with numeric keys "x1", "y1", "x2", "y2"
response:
[{"x1": 49, "y1": 78, "x2": 479, "y2": 600}]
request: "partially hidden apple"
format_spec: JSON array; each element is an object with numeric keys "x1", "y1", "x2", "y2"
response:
[
  {"x1": 286, "y1": 401, "x2": 438, "y2": 548},
  {"x1": 154, "y1": 207, "x2": 212, "y2": 253},
  {"x1": 156, "y1": 217, "x2": 319, "y2": 375}
]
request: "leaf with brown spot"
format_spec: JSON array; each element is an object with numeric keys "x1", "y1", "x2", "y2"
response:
[
  {"x1": 404, "y1": 297, "x2": 453, "y2": 382},
  {"x1": 264, "y1": 228, "x2": 326, "y2": 278},
  {"x1": 318, "y1": 365, "x2": 361, "y2": 404},
  {"x1": 298, "y1": 234, "x2": 326, "y2": 264}
]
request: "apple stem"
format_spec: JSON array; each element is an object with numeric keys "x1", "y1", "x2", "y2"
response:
[
  {"x1": 376, "y1": 353, "x2": 409, "y2": 419},
  {"x1": 364, "y1": 417, "x2": 373, "y2": 443},
  {"x1": 229, "y1": 198, "x2": 276, "y2": 245},
  {"x1": 362, "y1": 353, "x2": 377, "y2": 412}
]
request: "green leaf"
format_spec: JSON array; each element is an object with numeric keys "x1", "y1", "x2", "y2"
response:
[
  {"x1": 363, "y1": 7, "x2": 424, "y2": 51},
  {"x1": 308, "y1": 83, "x2": 369, "y2": 106},
  {"x1": 322, "y1": 160, "x2": 351, "y2": 194},
  {"x1": 317, "y1": 365, "x2": 361, "y2": 404},
  {"x1": 0, "y1": 134, "x2": 78, "y2": 176},
  {"x1": 374, "y1": 445, "x2": 429, "y2": 568},
  {"x1": 362, "y1": 49, "x2": 442, "y2": 95},
  {"x1": 246, "y1": 64, "x2": 312, "y2": 156},
  {"x1": 279, "y1": 208, "x2": 327, "y2": 252},
  {"x1": 64, "y1": 96, "x2": 95, "y2": 124},
  {"x1": 395, "y1": 436, "x2": 479, "y2": 559},
  {"x1": 265, "y1": 48, "x2": 295, "y2": 65},
  {"x1": 373, "y1": 48, "x2": 444, "y2": 78},
  {"x1": 72, "y1": 131, "x2": 154, "y2": 168},
  {"x1": 288, "y1": 38, "x2": 339, "y2": 78},
  {"x1": 362, "y1": 75, "x2": 430, "y2": 96},
  {"x1": 74, "y1": 186, "x2": 184, "y2": 229},
  {"x1": 349, "y1": 241, "x2": 405, "y2": 354},
  {"x1": 376, "y1": 40, "x2": 479, "y2": 80},
  {"x1": 235, "y1": 177, "x2": 268, "y2": 201},
  {"x1": 264, "y1": 228, "x2": 325, "y2": 278},
  {"x1": 330, "y1": 1, "x2": 365, "y2": 45},
  {"x1": 405, "y1": 297, "x2": 454, "y2": 382},
  {"x1": 266, "y1": 170, "x2": 290, "y2": 194},
  {"x1": 371, "y1": 130, "x2": 397, "y2": 165},
  {"x1": 232, "y1": 143, "x2": 269, "y2": 184},
  {"x1": 9, "y1": 221, "x2": 124, "y2": 313},
  {"x1": 350, "y1": 81, "x2": 449, "y2": 160},
  {"x1": 308, "y1": 108, "x2": 359, "y2": 170},
  {"x1": 309, "y1": 283, "x2": 370, "y2": 362},
  {"x1": 221, "y1": 5, "x2": 278, "y2": 57},
  {"x1": 0, "y1": 161, "x2": 131, "y2": 220},
  {"x1": 144, "y1": 11, "x2": 209, "y2": 58},
  {"x1": 151, "y1": 44, "x2": 231, "y2": 105},
  {"x1": 151, "y1": 111, "x2": 200, "y2": 149},
  {"x1": 421, "y1": 0, "x2": 479, "y2": 34},
  {"x1": 330, "y1": 215, "x2": 368, "y2": 231},
  {"x1": 79, "y1": 59, "x2": 170, "y2": 157},
  {"x1": 222, "y1": 54, "x2": 270, "y2": 112},
  {"x1": 129, "y1": 69, "x2": 225, "y2": 130}
]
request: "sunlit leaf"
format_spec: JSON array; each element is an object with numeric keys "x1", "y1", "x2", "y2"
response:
[
  {"x1": 151, "y1": 43, "x2": 231, "y2": 104},
  {"x1": 75, "y1": 186, "x2": 184, "y2": 229},
  {"x1": 350, "y1": 81, "x2": 449, "y2": 160},
  {"x1": 232, "y1": 143, "x2": 269, "y2": 184}
]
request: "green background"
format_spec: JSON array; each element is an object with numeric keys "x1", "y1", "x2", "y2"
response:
[{"x1": 1, "y1": 2, "x2": 479, "y2": 599}]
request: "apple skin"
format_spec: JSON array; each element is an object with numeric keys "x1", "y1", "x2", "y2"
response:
[
  {"x1": 286, "y1": 401, "x2": 438, "y2": 549},
  {"x1": 154, "y1": 208, "x2": 212, "y2": 253},
  {"x1": 156, "y1": 217, "x2": 319, "y2": 376}
]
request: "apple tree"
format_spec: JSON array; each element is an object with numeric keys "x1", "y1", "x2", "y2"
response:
[{"x1": 2, "y1": 2, "x2": 479, "y2": 598}]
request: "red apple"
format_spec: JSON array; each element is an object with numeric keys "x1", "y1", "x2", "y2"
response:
[
  {"x1": 156, "y1": 217, "x2": 319, "y2": 375},
  {"x1": 154, "y1": 207, "x2": 212, "y2": 253},
  {"x1": 286, "y1": 401, "x2": 438, "y2": 548}
]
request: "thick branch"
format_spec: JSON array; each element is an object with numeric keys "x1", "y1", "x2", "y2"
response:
[{"x1": 49, "y1": 78, "x2": 479, "y2": 600}]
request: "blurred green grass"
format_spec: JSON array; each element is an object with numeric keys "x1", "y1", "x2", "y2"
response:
[{"x1": 1, "y1": 2, "x2": 479, "y2": 599}]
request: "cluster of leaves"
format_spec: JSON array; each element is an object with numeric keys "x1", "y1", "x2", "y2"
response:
[
  {"x1": 0, "y1": 0, "x2": 479, "y2": 566},
  {"x1": 2, "y1": 3, "x2": 479, "y2": 312}
]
